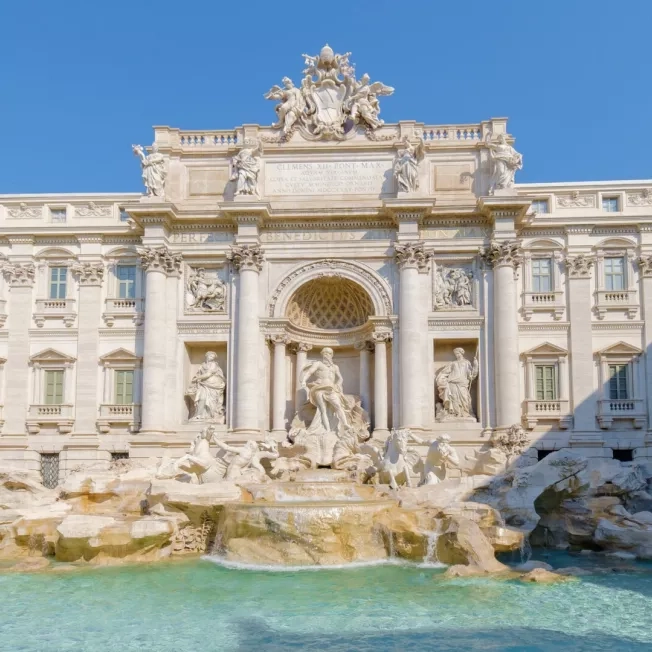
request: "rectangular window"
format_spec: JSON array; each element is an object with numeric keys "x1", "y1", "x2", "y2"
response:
[
  {"x1": 117, "y1": 265, "x2": 136, "y2": 299},
  {"x1": 535, "y1": 365, "x2": 557, "y2": 401},
  {"x1": 604, "y1": 257, "x2": 625, "y2": 291},
  {"x1": 40, "y1": 453, "x2": 60, "y2": 489},
  {"x1": 608, "y1": 364, "x2": 629, "y2": 400},
  {"x1": 44, "y1": 370, "x2": 64, "y2": 405},
  {"x1": 50, "y1": 208, "x2": 67, "y2": 223},
  {"x1": 115, "y1": 370, "x2": 134, "y2": 405},
  {"x1": 602, "y1": 197, "x2": 619, "y2": 212},
  {"x1": 119, "y1": 209, "x2": 130, "y2": 222},
  {"x1": 531, "y1": 199, "x2": 549, "y2": 214},
  {"x1": 532, "y1": 258, "x2": 553, "y2": 292},
  {"x1": 49, "y1": 267, "x2": 67, "y2": 299},
  {"x1": 111, "y1": 452, "x2": 129, "y2": 462}
]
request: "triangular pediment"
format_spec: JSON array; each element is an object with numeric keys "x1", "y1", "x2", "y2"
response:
[
  {"x1": 596, "y1": 341, "x2": 642, "y2": 357},
  {"x1": 522, "y1": 342, "x2": 568, "y2": 357},
  {"x1": 99, "y1": 348, "x2": 141, "y2": 363},
  {"x1": 29, "y1": 348, "x2": 76, "y2": 363}
]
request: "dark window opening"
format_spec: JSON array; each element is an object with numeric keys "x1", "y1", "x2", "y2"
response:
[
  {"x1": 537, "y1": 449, "x2": 553, "y2": 462},
  {"x1": 612, "y1": 449, "x2": 633, "y2": 463}
]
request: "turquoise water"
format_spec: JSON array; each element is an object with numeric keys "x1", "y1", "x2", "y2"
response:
[{"x1": 2, "y1": 553, "x2": 652, "y2": 651}]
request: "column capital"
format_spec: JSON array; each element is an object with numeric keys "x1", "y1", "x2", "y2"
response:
[
  {"x1": 71, "y1": 262, "x2": 105, "y2": 286},
  {"x1": 394, "y1": 241, "x2": 430, "y2": 273},
  {"x1": 1, "y1": 262, "x2": 35, "y2": 287},
  {"x1": 354, "y1": 340, "x2": 374, "y2": 352},
  {"x1": 638, "y1": 254, "x2": 652, "y2": 277},
  {"x1": 290, "y1": 341, "x2": 313, "y2": 354},
  {"x1": 480, "y1": 240, "x2": 523, "y2": 269},
  {"x1": 267, "y1": 333, "x2": 289, "y2": 346},
  {"x1": 565, "y1": 254, "x2": 594, "y2": 278},
  {"x1": 138, "y1": 245, "x2": 182, "y2": 275},
  {"x1": 371, "y1": 331, "x2": 392, "y2": 343},
  {"x1": 227, "y1": 244, "x2": 265, "y2": 272}
]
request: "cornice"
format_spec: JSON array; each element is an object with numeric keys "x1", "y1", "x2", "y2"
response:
[
  {"x1": 518, "y1": 322, "x2": 569, "y2": 333},
  {"x1": 592, "y1": 321, "x2": 643, "y2": 332},
  {"x1": 98, "y1": 328, "x2": 144, "y2": 337},
  {"x1": 177, "y1": 322, "x2": 231, "y2": 335},
  {"x1": 428, "y1": 317, "x2": 484, "y2": 330}
]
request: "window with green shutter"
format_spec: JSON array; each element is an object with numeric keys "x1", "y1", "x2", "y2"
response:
[
  {"x1": 535, "y1": 365, "x2": 557, "y2": 401},
  {"x1": 44, "y1": 370, "x2": 64, "y2": 405},
  {"x1": 608, "y1": 364, "x2": 629, "y2": 400},
  {"x1": 115, "y1": 370, "x2": 134, "y2": 405}
]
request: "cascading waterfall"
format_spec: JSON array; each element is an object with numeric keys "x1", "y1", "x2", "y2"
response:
[
  {"x1": 520, "y1": 532, "x2": 533, "y2": 564},
  {"x1": 423, "y1": 520, "x2": 443, "y2": 565}
]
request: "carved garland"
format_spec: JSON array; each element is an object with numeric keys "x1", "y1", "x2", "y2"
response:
[
  {"x1": 268, "y1": 259, "x2": 392, "y2": 317},
  {"x1": 565, "y1": 254, "x2": 594, "y2": 278},
  {"x1": 638, "y1": 255, "x2": 652, "y2": 278},
  {"x1": 1, "y1": 262, "x2": 36, "y2": 287},
  {"x1": 71, "y1": 262, "x2": 105, "y2": 286}
]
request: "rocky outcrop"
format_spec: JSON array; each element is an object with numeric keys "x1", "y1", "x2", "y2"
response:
[{"x1": 519, "y1": 568, "x2": 575, "y2": 583}]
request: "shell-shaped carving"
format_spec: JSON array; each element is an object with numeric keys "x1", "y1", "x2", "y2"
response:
[{"x1": 286, "y1": 277, "x2": 373, "y2": 330}]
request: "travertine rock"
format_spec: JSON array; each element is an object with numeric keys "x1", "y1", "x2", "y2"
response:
[{"x1": 519, "y1": 568, "x2": 573, "y2": 583}]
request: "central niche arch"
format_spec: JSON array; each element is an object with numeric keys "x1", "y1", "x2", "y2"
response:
[{"x1": 286, "y1": 277, "x2": 374, "y2": 330}]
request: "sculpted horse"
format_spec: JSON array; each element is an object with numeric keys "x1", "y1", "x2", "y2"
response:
[{"x1": 380, "y1": 428, "x2": 422, "y2": 490}]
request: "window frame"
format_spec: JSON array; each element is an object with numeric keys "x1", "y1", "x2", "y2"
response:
[
  {"x1": 531, "y1": 257, "x2": 553, "y2": 293},
  {"x1": 607, "y1": 363, "x2": 629, "y2": 400},
  {"x1": 534, "y1": 364, "x2": 558, "y2": 401},
  {"x1": 602, "y1": 196, "x2": 620, "y2": 213},
  {"x1": 116, "y1": 264, "x2": 137, "y2": 299},
  {"x1": 604, "y1": 256, "x2": 626, "y2": 291},
  {"x1": 48, "y1": 266, "x2": 68, "y2": 299},
  {"x1": 114, "y1": 369, "x2": 135, "y2": 405}
]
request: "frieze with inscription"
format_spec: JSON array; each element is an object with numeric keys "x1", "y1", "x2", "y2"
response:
[
  {"x1": 421, "y1": 226, "x2": 490, "y2": 240},
  {"x1": 171, "y1": 232, "x2": 234, "y2": 244},
  {"x1": 262, "y1": 229, "x2": 394, "y2": 243}
]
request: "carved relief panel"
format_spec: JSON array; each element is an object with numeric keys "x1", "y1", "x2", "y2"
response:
[
  {"x1": 432, "y1": 258, "x2": 477, "y2": 311},
  {"x1": 184, "y1": 265, "x2": 227, "y2": 314}
]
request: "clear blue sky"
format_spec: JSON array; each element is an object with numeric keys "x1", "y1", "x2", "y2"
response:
[{"x1": 1, "y1": 0, "x2": 650, "y2": 194}]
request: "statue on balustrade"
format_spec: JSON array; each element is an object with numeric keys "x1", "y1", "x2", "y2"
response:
[
  {"x1": 185, "y1": 268, "x2": 226, "y2": 312},
  {"x1": 393, "y1": 137, "x2": 424, "y2": 193},
  {"x1": 288, "y1": 347, "x2": 370, "y2": 467},
  {"x1": 132, "y1": 143, "x2": 168, "y2": 197},
  {"x1": 485, "y1": 133, "x2": 522, "y2": 194},
  {"x1": 435, "y1": 347, "x2": 479, "y2": 422},
  {"x1": 230, "y1": 139, "x2": 262, "y2": 196},
  {"x1": 185, "y1": 352, "x2": 226, "y2": 424}
]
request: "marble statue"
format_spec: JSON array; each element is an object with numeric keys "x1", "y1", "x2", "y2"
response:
[
  {"x1": 132, "y1": 143, "x2": 167, "y2": 197},
  {"x1": 379, "y1": 428, "x2": 422, "y2": 490},
  {"x1": 185, "y1": 268, "x2": 225, "y2": 312},
  {"x1": 485, "y1": 133, "x2": 522, "y2": 194},
  {"x1": 420, "y1": 434, "x2": 460, "y2": 485},
  {"x1": 393, "y1": 138, "x2": 424, "y2": 193},
  {"x1": 213, "y1": 438, "x2": 279, "y2": 482},
  {"x1": 230, "y1": 139, "x2": 262, "y2": 196},
  {"x1": 185, "y1": 352, "x2": 226, "y2": 423},
  {"x1": 490, "y1": 424, "x2": 529, "y2": 464},
  {"x1": 288, "y1": 347, "x2": 370, "y2": 467},
  {"x1": 264, "y1": 45, "x2": 393, "y2": 140},
  {"x1": 434, "y1": 266, "x2": 473, "y2": 309},
  {"x1": 436, "y1": 348, "x2": 479, "y2": 421}
]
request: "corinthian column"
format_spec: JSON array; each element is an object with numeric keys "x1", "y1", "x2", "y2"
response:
[
  {"x1": 482, "y1": 240, "x2": 522, "y2": 429},
  {"x1": 138, "y1": 246, "x2": 180, "y2": 435},
  {"x1": 269, "y1": 334, "x2": 288, "y2": 437},
  {"x1": 228, "y1": 244, "x2": 264, "y2": 436},
  {"x1": 372, "y1": 331, "x2": 391, "y2": 437},
  {"x1": 293, "y1": 342, "x2": 312, "y2": 410},
  {"x1": 71, "y1": 262, "x2": 104, "y2": 434},
  {"x1": 395, "y1": 242, "x2": 430, "y2": 430},
  {"x1": 639, "y1": 254, "x2": 652, "y2": 431},
  {"x1": 355, "y1": 340, "x2": 372, "y2": 413}
]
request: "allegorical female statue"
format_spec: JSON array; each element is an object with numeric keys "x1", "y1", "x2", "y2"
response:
[
  {"x1": 393, "y1": 137, "x2": 424, "y2": 193},
  {"x1": 435, "y1": 347, "x2": 479, "y2": 421},
  {"x1": 230, "y1": 139, "x2": 262, "y2": 197},
  {"x1": 485, "y1": 133, "x2": 523, "y2": 194},
  {"x1": 185, "y1": 352, "x2": 226, "y2": 423},
  {"x1": 132, "y1": 143, "x2": 167, "y2": 197}
]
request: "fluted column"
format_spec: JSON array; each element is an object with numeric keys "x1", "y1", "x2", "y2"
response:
[
  {"x1": 355, "y1": 340, "x2": 372, "y2": 413},
  {"x1": 1, "y1": 262, "x2": 35, "y2": 434},
  {"x1": 372, "y1": 332, "x2": 391, "y2": 437},
  {"x1": 482, "y1": 240, "x2": 522, "y2": 429},
  {"x1": 71, "y1": 262, "x2": 104, "y2": 434},
  {"x1": 138, "y1": 246, "x2": 179, "y2": 435},
  {"x1": 228, "y1": 244, "x2": 264, "y2": 436},
  {"x1": 395, "y1": 242, "x2": 430, "y2": 429},
  {"x1": 639, "y1": 255, "x2": 652, "y2": 430},
  {"x1": 269, "y1": 334, "x2": 288, "y2": 436},
  {"x1": 293, "y1": 342, "x2": 312, "y2": 409}
]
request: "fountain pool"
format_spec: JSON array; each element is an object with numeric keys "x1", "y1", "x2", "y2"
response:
[{"x1": 2, "y1": 553, "x2": 652, "y2": 651}]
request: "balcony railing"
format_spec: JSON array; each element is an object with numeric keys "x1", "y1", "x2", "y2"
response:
[
  {"x1": 522, "y1": 291, "x2": 564, "y2": 321},
  {"x1": 102, "y1": 297, "x2": 144, "y2": 327},
  {"x1": 97, "y1": 403, "x2": 141, "y2": 433},
  {"x1": 524, "y1": 398, "x2": 571, "y2": 429},
  {"x1": 597, "y1": 398, "x2": 645, "y2": 429},
  {"x1": 34, "y1": 298, "x2": 76, "y2": 327},
  {"x1": 595, "y1": 289, "x2": 638, "y2": 320},
  {"x1": 26, "y1": 404, "x2": 74, "y2": 434}
]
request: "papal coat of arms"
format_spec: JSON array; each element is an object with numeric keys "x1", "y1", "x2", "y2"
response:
[{"x1": 264, "y1": 44, "x2": 394, "y2": 141}]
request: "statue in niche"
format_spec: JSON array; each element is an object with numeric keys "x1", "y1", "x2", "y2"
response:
[
  {"x1": 185, "y1": 268, "x2": 226, "y2": 312},
  {"x1": 288, "y1": 347, "x2": 370, "y2": 467},
  {"x1": 212, "y1": 437, "x2": 279, "y2": 482},
  {"x1": 393, "y1": 137, "x2": 424, "y2": 193},
  {"x1": 185, "y1": 352, "x2": 226, "y2": 423},
  {"x1": 485, "y1": 133, "x2": 522, "y2": 194},
  {"x1": 420, "y1": 434, "x2": 460, "y2": 485},
  {"x1": 132, "y1": 143, "x2": 167, "y2": 197},
  {"x1": 230, "y1": 139, "x2": 262, "y2": 197},
  {"x1": 434, "y1": 266, "x2": 473, "y2": 309},
  {"x1": 435, "y1": 347, "x2": 479, "y2": 421}
]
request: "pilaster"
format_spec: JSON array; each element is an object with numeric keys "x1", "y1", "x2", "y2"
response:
[{"x1": 638, "y1": 255, "x2": 652, "y2": 433}]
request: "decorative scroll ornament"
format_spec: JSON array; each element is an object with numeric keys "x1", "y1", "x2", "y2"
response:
[
  {"x1": 264, "y1": 44, "x2": 394, "y2": 141},
  {"x1": 638, "y1": 255, "x2": 652, "y2": 278},
  {"x1": 230, "y1": 139, "x2": 263, "y2": 197},
  {"x1": 138, "y1": 246, "x2": 182, "y2": 275},
  {"x1": 185, "y1": 267, "x2": 226, "y2": 312},
  {"x1": 71, "y1": 262, "x2": 105, "y2": 286},
  {"x1": 484, "y1": 133, "x2": 522, "y2": 194},
  {"x1": 393, "y1": 137, "x2": 424, "y2": 194},
  {"x1": 291, "y1": 341, "x2": 313, "y2": 354},
  {"x1": 132, "y1": 143, "x2": 168, "y2": 198},
  {"x1": 628, "y1": 189, "x2": 652, "y2": 207},
  {"x1": 565, "y1": 254, "x2": 594, "y2": 278},
  {"x1": 1, "y1": 262, "x2": 36, "y2": 286},
  {"x1": 75, "y1": 202, "x2": 112, "y2": 218},
  {"x1": 7, "y1": 203, "x2": 41, "y2": 219},
  {"x1": 557, "y1": 191, "x2": 595, "y2": 208},
  {"x1": 480, "y1": 240, "x2": 523, "y2": 269},
  {"x1": 267, "y1": 334, "x2": 290, "y2": 346},
  {"x1": 227, "y1": 244, "x2": 264, "y2": 272},
  {"x1": 394, "y1": 242, "x2": 430, "y2": 273},
  {"x1": 371, "y1": 331, "x2": 392, "y2": 344},
  {"x1": 434, "y1": 266, "x2": 473, "y2": 309}
]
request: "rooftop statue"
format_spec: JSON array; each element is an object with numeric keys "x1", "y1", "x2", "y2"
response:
[
  {"x1": 393, "y1": 137, "x2": 424, "y2": 193},
  {"x1": 229, "y1": 138, "x2": 263, "y2": 197},
  {"x1": 132, "y1": 143, "x2": 168, "y2": 198},
  {"x1": 485, "y1": 133, "x2": 523, "y2": 194},
  {"x1": 264, "y1": 44, "x2": 394, "y2": 140}
]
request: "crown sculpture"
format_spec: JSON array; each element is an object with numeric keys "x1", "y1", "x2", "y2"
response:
[{"x1": 264, "y1": 44, "x2": 394, "y2": 141}]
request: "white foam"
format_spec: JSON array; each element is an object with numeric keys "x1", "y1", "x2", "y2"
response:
[{"x1": 202, "y1": 555, "x2": 446, "y2": 572}]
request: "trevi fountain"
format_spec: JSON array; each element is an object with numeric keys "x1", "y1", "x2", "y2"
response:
[{"x1": 3, "y1": 45, "x2": 652, "y2": 651}]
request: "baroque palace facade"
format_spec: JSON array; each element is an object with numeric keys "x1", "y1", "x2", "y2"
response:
[{"x1": 1, "y1": 46, "x2": 652, "y2": 485}]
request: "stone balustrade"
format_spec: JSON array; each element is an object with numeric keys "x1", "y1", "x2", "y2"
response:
[
  {"x1": 597, "y1": 398, "x2": 646, "y2": 430},
  {"x1": 522, "y1": 290, "x2": 565, "y2": 321},
  {"x1": 97, "y1": 404, "x2": 141, "y2": 434},
  {"x1": 523, "y1": 399, "x2": 571, "y2": 430},
  {"x1": 26, "y1": 404, "x2": 74, "y2": 435},
  {"x1": 102, "y1": 297, "x2": 145, "y2": 327},
  {"x1": 33, "y1": 298, "x2": 76, "y2": 328}
]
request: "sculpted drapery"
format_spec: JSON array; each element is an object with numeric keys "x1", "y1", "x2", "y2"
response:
[
  {"x1": 436, "y1": 347, "x2": 479, "y2": 421},
  {"x1": 186, "y1": 352, "x2": 226, "y2": 423}
]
